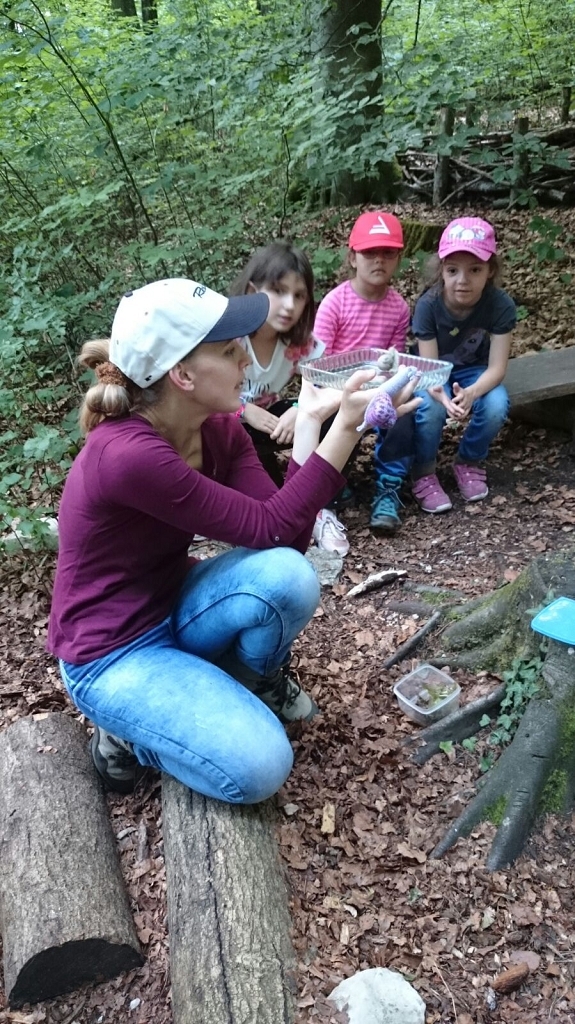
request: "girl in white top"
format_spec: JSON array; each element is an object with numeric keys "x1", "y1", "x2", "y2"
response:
[{"x1": 230, "y1": 241, "x2": 351, "y2": 554}]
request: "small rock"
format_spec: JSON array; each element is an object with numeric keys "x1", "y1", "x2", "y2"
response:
[
  {"x1": 306, "y1": 546, "x2": 343, "y2": 586},
  {"x1": 129, "y1": 998, "x2": 141, "y2": 1011},
  {"x1": 329, "y1": 967, "x2": 426, "y2": 1024}
]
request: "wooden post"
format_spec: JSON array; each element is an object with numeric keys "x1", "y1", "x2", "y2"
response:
[
  {"x1": 163, "y1": 777, "x2": 296, "y2": 1024},
  {"x1": 511, "y1": 115, "x2": 529, "y2": 205},
  {"x1": 560, "y1": 86, "x2": 571, "y2": 125},
  {"x1": 432, "y1": 105, "x2": 455, "y2": 206},
  {"x1": 0, "y1": 714, "x2": 143, "y2": 1008}
]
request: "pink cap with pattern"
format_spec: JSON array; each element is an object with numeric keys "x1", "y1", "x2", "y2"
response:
[{"x1": 438, "y1": 218, "x2": 497, "y2": 261}]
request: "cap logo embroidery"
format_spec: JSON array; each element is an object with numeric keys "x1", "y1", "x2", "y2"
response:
[
  {"x1": 368, "y1": 215, "x2": 391, "y2": 236},
  {"x1": 193, "y1": 285, "x2": 206, "y2": 298},
  {"x1": 448, "y1": 224, "x2": 486, "y2": 242}
]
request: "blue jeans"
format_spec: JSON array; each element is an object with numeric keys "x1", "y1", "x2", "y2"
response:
[
  {"x1": 60, "y1": 546, "x2": 320, "y2": 804},
  {"x1": 373, "y1": 412, "x2": 414, "y2": 484},
  {"x1": 413, "y1": 365, "x2": 509, "y2": 474}
]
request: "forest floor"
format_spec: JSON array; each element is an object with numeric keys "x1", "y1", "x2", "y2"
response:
[{"x1": 0, "y1": 202, "x2": 574, "y2": 1024}]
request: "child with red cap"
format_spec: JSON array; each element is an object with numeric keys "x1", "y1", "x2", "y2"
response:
[
  {"x1": 410, "y1": 217, "x2": 516, "y2": 512},
  {"x1": 312, "y1": 210, "x2": 413, "y2": 544}
]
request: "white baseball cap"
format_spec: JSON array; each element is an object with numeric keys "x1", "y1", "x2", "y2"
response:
[{"x1": 110, "y1": 278, "x2": 269, "y2": 388}]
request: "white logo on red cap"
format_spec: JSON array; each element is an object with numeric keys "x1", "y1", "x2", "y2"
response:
[{"x1": 368, "y1": 215, "x2": 392, "y2": 236}]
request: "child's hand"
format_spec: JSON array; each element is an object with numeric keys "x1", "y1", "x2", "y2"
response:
[
  {"x1": 270, "y1": 405, "x2": 297, "y2": 443},
  {"x1": 428, "y1": 385, "x2": 465, "y2": 420},
  {"x1": 242, "y1": 402, "x2": 280, "y2": 435},
  {"x1": 296, "y1": 379, "x2": 342, "y2": 422},
  {"x1": 451, "y1": 382, "x2": 475, "y2": 418}
]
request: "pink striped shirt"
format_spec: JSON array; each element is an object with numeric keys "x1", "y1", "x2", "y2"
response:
[{"x1": 313, "y1": 280, "x2": 409, "y2": 355}]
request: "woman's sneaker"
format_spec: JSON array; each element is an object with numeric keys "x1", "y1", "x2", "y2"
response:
[
  {"x1": 251, "y1": 663, "x2": 319, "y2": 724},
  {"x1": 312, "y1": 509, "x2": 350, "y2": 556},
  {"x1": 90, "y1": 726, "x2": 147, "y2": 794},
  {"x1": 453, "y1": 463, "x2": 488, "y2": 501},
  {"x1": 412, "y1": 474, "x2": 453, "y2": 513}
]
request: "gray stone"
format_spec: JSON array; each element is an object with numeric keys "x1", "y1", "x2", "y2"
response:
[
  {"x1": 306, "y1": 546, "x2": 343, "y2": 586},
  {"x1": 329, "y1": 968, "x2": 426, "y2": 1024}
]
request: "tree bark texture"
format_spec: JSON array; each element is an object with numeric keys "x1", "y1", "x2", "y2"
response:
[
  {"x1": 0, "y1": 713, "x2": 143, "y2": 1008},
  {"x1": 319, "y1": 0, "x2": 394, "y2": 206},
  {"x1": 401, "y1": 551, "x2": 575, "y2": 869},
  {"x1": 162, "y1": 777, "x2": 296, "y2": 1024},
  {"x1": 432, "y1": 105, "x2": 455, "y2": 205}
]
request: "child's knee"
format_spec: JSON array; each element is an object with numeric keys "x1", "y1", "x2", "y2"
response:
[
  {"x1": 479, "y1": 386, "x2": 509, "y2": 426},
  {"x1": 417, "y1": 393, "x2": 447, "y2": 428}
]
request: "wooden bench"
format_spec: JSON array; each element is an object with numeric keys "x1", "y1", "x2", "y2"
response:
[{"x1": 504, "y1": 346, "x2": 575, "y2": 449}]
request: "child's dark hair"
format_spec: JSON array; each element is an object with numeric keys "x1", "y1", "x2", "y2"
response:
[
  {"x1": 420, "y1": 253, "x2": 503, "y2": 296},
  {"x1": 230, "y1": 241, "x2": 314, "y2": 349}
]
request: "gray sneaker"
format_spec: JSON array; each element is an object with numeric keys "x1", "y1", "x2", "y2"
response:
[
  {"x1": 90, "y1": 725, "x2": 147, "y2": 794},
  {"x1": 252, "y1": 663, "x2": 319, "y2": 723}
]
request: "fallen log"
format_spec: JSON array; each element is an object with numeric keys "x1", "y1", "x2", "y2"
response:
[
  {"x1": 163, "y1": 777, "x2": 296, "y2": 1024},
  {"x1": 0, "y1": 713, "x2": 143, "y2": 1008}
]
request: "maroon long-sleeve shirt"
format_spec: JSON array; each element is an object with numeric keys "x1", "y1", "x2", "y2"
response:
[{"x1": 48, "y1": 413, "x2": 344, "y2": 664}]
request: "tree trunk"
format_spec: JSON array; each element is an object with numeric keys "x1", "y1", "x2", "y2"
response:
[
  {"x1": 318, "y1": 0, "x2": 396, "y2": 206},
  {"x1": 0, "y1": 714, "x2": 143, "y2": 1008},
  {"x1": 401, "y1": 550, "x2": 575, "y2": 869},
  {"x1": 432, "y1": 105, "x2": 455, "y2": 206},
  {"x1": 162, "y1": 777, "x2": 296, "y2": 1024},
  {"x1": 141, "y1": 0, "x2": 158, "y2": 27},
  {"x1": 111, "y1": 0, "x2": 138, "y2": 17},
  {"x1": 560, "y1": 86, "x2": 571, "y2": 124},
  {"x1": 511, "y1": 115, "x2": 529, "y2": 206}
]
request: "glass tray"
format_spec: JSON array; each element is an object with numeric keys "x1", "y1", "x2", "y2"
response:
[{"x1": 300, "y1": 348, "x2": 452, "y2": 391}]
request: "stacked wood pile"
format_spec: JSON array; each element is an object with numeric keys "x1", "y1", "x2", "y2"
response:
[{"x1": 398, "y1": 124, "x2": 575, "y2": 207}]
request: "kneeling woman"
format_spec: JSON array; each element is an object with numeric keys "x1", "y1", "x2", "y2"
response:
[{"x1": 48, "y1": 279, "x2": 417, "y2": 802}]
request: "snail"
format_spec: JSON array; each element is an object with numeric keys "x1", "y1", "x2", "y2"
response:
[
  {"x1": 376, "y1": 348, "x2": 400, "y2": 373},
  {"x1": 357, "y1": 365, "x2": 420, "y2": 432}
]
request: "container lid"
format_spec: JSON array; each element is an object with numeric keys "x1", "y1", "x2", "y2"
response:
[{"x1": 531, "y1": 596, "x2": 575, "y2": 645}]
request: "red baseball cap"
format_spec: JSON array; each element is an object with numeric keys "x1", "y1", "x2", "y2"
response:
[{"x1": 348, "y1": 211, "x2": 404, "y2": 251}]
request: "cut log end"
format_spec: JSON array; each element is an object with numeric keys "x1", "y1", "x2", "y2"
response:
[{"x1": 10, "y1": 939, "x2": 144, "y2": 1009}]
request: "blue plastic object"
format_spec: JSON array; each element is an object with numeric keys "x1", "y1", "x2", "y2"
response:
[{"x1": 530, "y1": 597, "x2": 575, "y2": 645}]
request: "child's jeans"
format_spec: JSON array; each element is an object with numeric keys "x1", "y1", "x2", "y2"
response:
[
  {"x1": 413, "y1": 365, "x2": 509, "y2": 474},
  {"x1": 59, "y1": 546, "x2": 320, "y2": 805},
  {"x1": 373, "y1": 412, "x2": 414, "y2": 483}
]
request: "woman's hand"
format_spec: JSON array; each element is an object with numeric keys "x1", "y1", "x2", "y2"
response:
[
  {"x1": 270, "y1": 405, "x2": 298, "y2": 443},
  {"x1": 242, "y1": 402, "x2": 280, "y2": 435},
  {"x1": 338, "y1": 369, "x2": 421, "y2": 432},
  {"x1": 296, "y1": 379, "x2": 342, "y2": 423}
]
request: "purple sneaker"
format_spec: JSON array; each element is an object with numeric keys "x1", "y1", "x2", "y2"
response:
[
  {"x1": 453, "y1": 463, "x2": 488, "y2": 502},
  {"x1": 412, "y1": 474, "x2": 453, "y2": 513}
]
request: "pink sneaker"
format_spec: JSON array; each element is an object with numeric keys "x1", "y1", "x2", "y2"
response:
[
  {"x1": 453, "y1": 463, "x2": 488, "y2": 502},
  {"x1": 412, "y1": 474, "x2": 452, "y2": 513}
]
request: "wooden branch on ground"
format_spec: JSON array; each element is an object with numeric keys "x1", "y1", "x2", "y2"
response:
[
  {"x1": 345, "y1": 568, "x2": 407, "y2": 599},
  {"x1": 0, "y1": 713, "x2": 143, "y2": 1008},
  {"x1": 163, "y1": 778, "x2": 296, "y2": 1024},
  {"x1": 402, "y1": 685, "x2": 507, "y2": 764},
  {"x1": 383, "y1": 610, "x2": 443, "y2": 669}
]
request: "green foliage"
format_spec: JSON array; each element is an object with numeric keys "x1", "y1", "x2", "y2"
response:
[{"x1": 0, "y1": 0, "x2": 574, "y2": 543}]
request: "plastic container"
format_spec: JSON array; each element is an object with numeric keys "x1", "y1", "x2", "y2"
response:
[
  {"x1": 300, "y1": 348, "x2": 452, "y2": 391},
  {"x1": 531, "y1": 596, "x2": 575, "y2": 646},
  {"x1": 393, "y1": 664, "x2": 460, "y2": 726}
]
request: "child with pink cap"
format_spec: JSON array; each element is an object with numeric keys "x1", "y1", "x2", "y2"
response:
[
  {"x1": 410, "y1": 216, "x2": 516, "y2": 512},
  {"x1": 313, "y1": 210, "x2": 414, "y2": 542}
]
